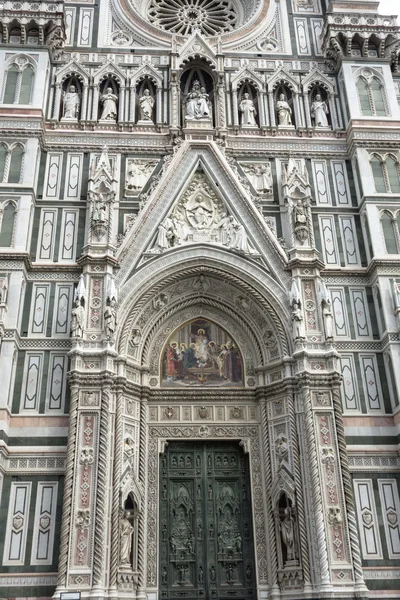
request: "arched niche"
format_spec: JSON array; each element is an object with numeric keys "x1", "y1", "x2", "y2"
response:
[
  {"x1": 180, "y1": 65, "x2": 216, "y2": 126},
  {"x1": 60, "y1": 76, "x2": 82, "y2": 120},
  {"x1": 98, "y1": 77, "x2": 119, "y2": 122},
  {"x1": 238, "y1": 83, "x2": 259, "y2": 128},
  {"x1": 160, "y1": 317, "x2": 244, "y2": 388},
  {"x1": 309, "y1": 84, "x2": 331, "y2": 129},
  {"x1": 136, "y1": 78, "x2": 156, "y2": 124},
  {"x1": 274, "y1": 84, "x2": 295, "y2": 128}
]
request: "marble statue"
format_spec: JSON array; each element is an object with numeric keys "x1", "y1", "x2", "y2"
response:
[
  {"x1": 280, "y1": 507, "x2": 296, "y2": 562},
  {"x1": 100, "y1": 86, "x2": 118, "y2": 121},
  {"x1": 322, "y1": 298, "x2": 334, "y2": 339},
  {"x1": 291, "y1": 301, "x2": 305, "y2": 339},
  {"x1": 155, "y1": 217, "x2": 175, "y2": 251},
  {"x1": 104, "y1": 299, "x2": 117, "y2": 338},
  {"x1": 311, "y1": 94, "x2": 329, "y2": 128},
  {"x1": 294, "y1": 200, "x2": 307, "y2": 227},
  {"x1": 239, "y1": 93, "x2": 257, "y2": 126},
  {"x1": 276, "y1": 93, "x2": 292, "y2": 126},
  {"x1": 63, "y1": 85, "x2": 80, "y2": 119},
  {"x1": 71, "y1": 298, "x2": 85, "y2": 337},
  {"x1": 186, "y1": 81, "x2": 211, "y2": 120},
  {"x1": 119, "y1": 512, "x2": 133, "y2": 565},
  {"x1": 139, "y1": 89, "x2": 155, "y2": 122}
]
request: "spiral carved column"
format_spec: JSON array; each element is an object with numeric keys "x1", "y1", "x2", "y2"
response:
[
  {"x1": 109, "y1": 390, "x2": 124, "y2": 589},
  {"x1": 302, "y1": 386, "x2": 330, "y2": 586},
  {"x1": 260, "y1": 399, "x2": 278, "y2": 594},
  {"x1": 92, "y1": 388, "x2": 110, "y2": 590},
  {"x1": 56, "y1": 383, "x2": 79, "y2": 588},
  {"x1": 332, "y1": 386, "x2": 366, "y2": 589},
  {"x1": 287, "y1": 393, "x2": 311, "y2": 587},
  {"x1": 137, "y1": 397, "x2": 148, "y2": 592}
]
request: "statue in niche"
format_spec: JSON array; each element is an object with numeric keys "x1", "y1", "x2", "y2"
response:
[
  {"x1": 185, "y1": 81, "x2": 211, "y2": 120},
  {"x1": 321, "y1": 297, "x2": 334, "y2": 340},
  {"x1": 71, "y1": 298, "x2": 85, "y2": 338},
  {"x1": 275, "y1": 432, "x2": 288, "y2": 463},
  {"x1": 104, "y1": 298, "x2": 117, "y2": 339},
  {"x1": 99, "y1": 86, "x2": 118, "y2": 121},
  {"x1": 293, "y1": 199, "x2": 310, "y2": 244},
  {"x1": 93, "y1": 194, "x2": 107, "y2": 223},
  {"x1": 280, "y1": 507, "x2": 297, "y2": 562},
  {"x1": 63, "y1": 84, "x2": 80, "y2": 119},
  {"x1": 291, "y1": 300, "x2": 305, "y2": 339},
  {"x1": 242, "y1": 163, "x2": 273, "y2": 193},
  {"x1": 119, "y1": 511, "x2": 134, "y2": 566},
  {"x1": 310, "y1": 93, "x2": 329, "y2": 128},
  {"x1": 239, "y1": 93, "x2": 257, "y2": 127},
  {"x1": 276, "y1": 93, "x2": 292, "y2": 126},
  {"x1": 139, "y1": 89, "x2": 155, "y2": 122}
]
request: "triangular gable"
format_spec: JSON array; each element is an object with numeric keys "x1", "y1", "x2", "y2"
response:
[
  {"x1": 177, "y1": 31, "x2": 217, "y2": 68},
  {"x1": 117, "y1": 141, "x2": 288, "y2": 287},
  {"x1": 266, "y1": 67, "x2": 300, "y2": 92},
  {"x1": 302, "y1": 67, "x2": 336, "y2": 94},
  {"x1": 231, "y1": 67, "x2": 265, "y2": 91},
  {"x1": 93, "y1": 61, "x2": 126, "y2": 85},
  {"x1": 55, "y1": 60, "x2": 89, "y2": 84}
]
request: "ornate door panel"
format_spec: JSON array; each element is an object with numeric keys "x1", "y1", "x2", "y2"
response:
[{"x1": 160, "y1": 441, "x2": 256, "y2": 600}]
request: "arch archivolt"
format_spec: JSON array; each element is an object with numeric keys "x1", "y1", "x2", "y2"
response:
[{"x1": 117, "y1": 260, "x2": 291, "y2": 387}]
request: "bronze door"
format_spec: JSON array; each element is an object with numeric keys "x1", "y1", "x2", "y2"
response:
[{"x1": 159, "y1": 441, "x2": 256, "y2": 600}]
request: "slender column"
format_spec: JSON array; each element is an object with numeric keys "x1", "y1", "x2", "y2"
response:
[
  {"x1": 156, "y1": 87, "x2": 162, "y2": 125},
  {"x1": 217, "y1": 76, "x2": 226, "y2": 129},
  {"x1": 268, "y1": 91, "x2": 276, "y2": 127},
  {"x1": 170, "y1": 73, "x2": 179, "y2": 128},
  {"x1": 232, "y1": 88, "x2": 239, "y2": 127},
  {"x1": 81, "y1": 85, "x2": 88, "y2": 121},
  {"x1": 287, "y1": 394, "x2": 311, "y2": 589},
  {"x1": 304, "y1": 92, "x2": 312, "y2": 128},
  {"x1": 109, "y1": 390, "x2": 124, "y2": 591},
  {"x1": 118, "y1": 86, "x2": 125, "y2": 122},
  {"x1": 301, "y1": 386, "x2": 330, "y2": 587},
  {"x1": 53, "y1": 83, "x2": 62, "y2": 120},
  {"x1": 331, "y1": 386, "x2": 366, "y2": 590},
  {"x1": 293, "y1": 92, "x2": 302, "y2": 128},
  {"x1": 56, "y1": 384, "x2": 79, "y2": 589},
  {"x1": 91, "y1": 86, "x2": 99, "y2": 121},
  {"x1": 92, "y1": 388, "x2": 111, "y2": 593},
  {"x1": 137, "y1": 397, "x2": 148, "y2": 596},
  {"x1": 329, "y1": 95, "x2": 339, "y2": 129},
  {"x1": 129, "y1": 86, "x2": 136, "y2": 123},
  {"x1": 258, "y1": 90, "x2": 266, "y2": 127},
  {"x1": 15, "y1": 71, "x2": 23, "y2": 103},
  {"x1": 260, "y1": 399, "x2": 278, "y2": 597},
  {"x1": 3, "y1": 151, "x2": 12, "y2": 182},
  {"x1": 262, "y1": 93, "x2": 270, "y2": 126}
]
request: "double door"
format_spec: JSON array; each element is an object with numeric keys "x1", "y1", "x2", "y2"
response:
[{"x1": 159, "y1": 441, "x2": 256, "y2": 600}]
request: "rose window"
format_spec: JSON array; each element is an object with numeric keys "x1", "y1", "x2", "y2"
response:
[{"x1": 147, "y1": 0, "x2": 238, "y2": 35}]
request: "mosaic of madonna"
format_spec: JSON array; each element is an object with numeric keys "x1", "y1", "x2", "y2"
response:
[{"x1": 161, "y1": 319, "x2": 243, "y2": 387}]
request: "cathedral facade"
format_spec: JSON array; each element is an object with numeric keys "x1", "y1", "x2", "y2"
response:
[{"x1": 0, "y1": 0, "x2": 400, "y2": 598}]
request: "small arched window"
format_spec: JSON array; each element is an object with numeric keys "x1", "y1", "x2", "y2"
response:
[
  {"x1": 357, "y1": 75, "x2": 388, "y2": 117},
  {"x1": 371, "y1": 156, "x2": 386, "y2": 192},
  {"x1": 381, "y1": 212, "x2": 398, "y2": 254},
  {"x1": 371, "y1": 154, "x2": 400, "y2": 194},
  {"x1": 0, "y1": 203, "x2": 16, "y2": 247},
  {"x1": 386, "y1": 156, "x2": 400, "y2": 193},
  {"x1": 2, "y1": 60, "x2": 35, "y2": 105},
  {"x1": 9, "y1": 146, "x2": 23, "y2": 183}
]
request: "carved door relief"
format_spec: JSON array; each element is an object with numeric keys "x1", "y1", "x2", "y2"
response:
[{"x1": 160, "y1": 441, "x2": 256, "y2": 600}]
